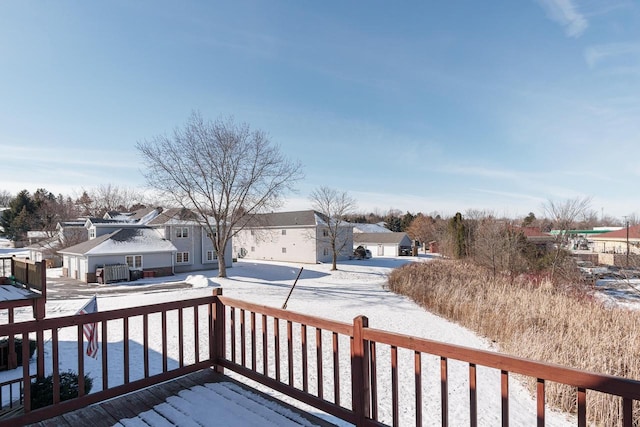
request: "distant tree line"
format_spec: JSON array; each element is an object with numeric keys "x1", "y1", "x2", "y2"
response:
[{"x1": 0, "y1": 185, "x2": 149, "y2": 243}]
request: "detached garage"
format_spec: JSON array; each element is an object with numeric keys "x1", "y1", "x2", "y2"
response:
[{"x1": 353, "y1": 232, "x2": 414, "y2": 257}]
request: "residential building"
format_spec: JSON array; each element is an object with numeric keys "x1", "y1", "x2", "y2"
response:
[{"x1": 233, "y1": 210, "x2": 353, "y2": 264}]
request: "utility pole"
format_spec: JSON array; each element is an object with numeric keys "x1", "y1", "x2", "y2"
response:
[{"x1": 624, "y1": 216, "x2": 630, "y2": 267}]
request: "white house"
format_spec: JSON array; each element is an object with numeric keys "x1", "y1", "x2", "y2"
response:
[
  {"x1": 233, "y1": 210, "x2": 353, "y2": 264},
  {"x1": 353, "y1": 232, "x2": 413, "y2": 257}
]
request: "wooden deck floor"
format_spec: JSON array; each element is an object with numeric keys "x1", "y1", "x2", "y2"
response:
[{"x1": 24, "y1": 369, "x2": 337, "y2": 427}]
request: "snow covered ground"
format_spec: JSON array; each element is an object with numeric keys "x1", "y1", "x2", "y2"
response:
[{"x1": 0, "y1": 251, "x2": 580, "y2": 425}]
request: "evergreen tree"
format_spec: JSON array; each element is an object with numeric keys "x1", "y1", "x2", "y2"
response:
[
  {"x1": 448, "y1": 212, "x2": 467, "y2": 259},
  {"x1": 0, "y1": 190, "x2": 37, "y2": 241},
  {"x1": 522, "y1": 212, "x2": 536, "y2": 227},
  {"x1": 400, "y1": 211, "x2": 415, "y2": 232}
]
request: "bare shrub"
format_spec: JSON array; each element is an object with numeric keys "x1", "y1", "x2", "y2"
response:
[{"x1": 387, "y1": 260, "x2": 640, "y2": 425}]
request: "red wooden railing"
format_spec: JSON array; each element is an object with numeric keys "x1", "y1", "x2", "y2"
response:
[
  {"x1": 0, "y1": 294, "x2": 217, "y2": 425},
  {"x1": 1, "y1": 289, "x2": 640, "y2": 426},
  {"x1": 0, "y1": 257, "x2": 47, "y2": 372}
]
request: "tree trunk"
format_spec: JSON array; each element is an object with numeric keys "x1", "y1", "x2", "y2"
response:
[{"x1": 217, "y1": 254, "x2": 227, "y2": 278}]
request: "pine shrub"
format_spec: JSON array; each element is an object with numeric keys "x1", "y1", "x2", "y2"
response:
[{"x1": 30, "y1": 371, "x2": 93, "y2": 410}]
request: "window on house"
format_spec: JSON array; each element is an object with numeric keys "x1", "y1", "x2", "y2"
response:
[
  {"x1": 176, "y1": 252, "x2": 190, "y2": 263},
  {"x1": 125, "y1": 255, "x2": 142, "y2": 269},
  {"x1": 282, "y1": 229, "x2": 286, "y2": 235},
  {"x1": 89, "y1": 229, "x2": 96, "y2": 239},
  {"x1": 323, "y1": 248, "x2": 329, "y2": 256},
  {"x1": 282, "y1": 247, "x2": 287, "y2": 253},
  {"x1": 251, "y1": 246, "x2": 255, "y2": 252},
  {"x1": 250, "y1": 230, "x2": 255, "y2": 236},
  {"x1": 323, "y1": 229, "x2": 329, "y2": 237},
  {"x1": 176, "y1": 227, "x2": 189, "y2": 238},
  {"x1": 206, "y1": 250, "x2": 217, "y2": 261},
  {"x1": 206, "y1": 231, "x2": 217, "y2": 239}
]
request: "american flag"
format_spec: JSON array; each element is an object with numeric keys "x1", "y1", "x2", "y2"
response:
[{"x1": 77, "y1": 295, "x2": 99, "y2": 358}]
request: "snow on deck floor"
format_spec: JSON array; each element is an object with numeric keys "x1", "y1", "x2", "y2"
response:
[{"x1": 116, "y1": 381, "x2": 324, "y2": 427}]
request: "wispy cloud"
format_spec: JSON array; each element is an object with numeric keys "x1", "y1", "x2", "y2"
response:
[
  {"x1": 537, "y1": 0, "x2": 588, "y2": 37},
  {"x1": 584, "y1": 42, "x2": 640, "y2": 68}
]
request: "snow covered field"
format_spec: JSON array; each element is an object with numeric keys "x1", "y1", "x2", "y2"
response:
[{"x1": 0, "y1": 250, "x2": 580, "y2": 425}]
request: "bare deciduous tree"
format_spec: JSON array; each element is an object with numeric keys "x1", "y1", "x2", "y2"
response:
[
  {"x1": 406, "y1": 214, "x2": 437, "y2": 251},
  {"x1": 543, "y1": 196, "x2": 592, "y2": 281},
  {"x1": 0, "y1": 190, "x2": 12, "y2": 207},
  {"x1": 137, "y1": 111, "x2": 303, "y2": 277},
  {"x1": 472, "y1": 216, "x2": 527, "y2": 281},
  {"x1": 76, "y1": 184, "x2": 145, "y2": 217},
  {"x1": 309, "y1": 186, "x2": 357, "y2": 271}
]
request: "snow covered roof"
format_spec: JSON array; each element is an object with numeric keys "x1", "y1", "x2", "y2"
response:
[
  {"x1": 0, "y1": 284, "x2": 38, "y2": 302},
  {"x1": 147, "y1": 208, "x2": 200, "y2": 226},
  {"x1": 353, "y1": 223, "x2": 391, "y2": 233},
  {"x1": 59, "y1": 228, "x2": 176, "y2": 256}
]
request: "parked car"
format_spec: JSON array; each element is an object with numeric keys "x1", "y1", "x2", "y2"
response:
[
  {"x1": 353, "y1": 246, "x2": 372, "y2": 259},
  {"x1": 399, "y1": 247, "x2": 412, "y2": 256}
]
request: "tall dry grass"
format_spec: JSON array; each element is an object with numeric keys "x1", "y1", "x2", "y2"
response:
[{"x1": 387, "y1": 259, "x2": 640, "y2": 425}]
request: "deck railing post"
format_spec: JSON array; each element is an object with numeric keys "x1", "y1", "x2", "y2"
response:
[
  {"x1": 352, "y1": 315, "x2": 371, "y2": 427},
  {"x1": 212, "y1": 288, "x2": 225, "y2": 374}
]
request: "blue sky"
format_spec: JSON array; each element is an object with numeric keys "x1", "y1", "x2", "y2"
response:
[{"x1": 1, "y1": 1, "x2": 639, "y2": 219}]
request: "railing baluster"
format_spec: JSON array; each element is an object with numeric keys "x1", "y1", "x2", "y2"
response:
[
  {"x1": 162, "y1": 311, "x2": 168, "y2": 373},
  {"x1": 194, "y1": 305, "x2": 200, "y2": 363},
  {"x1": 441, "y1": 356, "x2": 448, "y2": 427},
  {"x1": 143, "y1": 313, "x2": 149, "y2": 378},
  {"x1": 262, "y1": 314, "x2": 268, "y2": 376},
  {"x1": 178, "y1": 308, "x2": 184, "y2": 368},
  {"x1": 274, "y1": 317, "x2": 280, "y2": 381},
  {"x1": 370, "y1": 341, "x2": 378, "y2": 421},
  {"x1": 231, "y1": 307, "x2": 236, "y2": 363},
  {"x1": 287, "y1": 320, "x2": 294, "y2": 386},
  {"x1": 333, "y1": 331, "x2": 340, "y2": 406},
  {"x1": 241, "y1": 308, "x2": 246, "y2": 367},
  {"x1": 77, "y1": 325, "x2": 85, "y2": 396},
  {"x1": 537, "y1": 378, "x2": 545, "y2": 427},
  {"x1": 124, "y1": 317, "x2": 130, "y2": 384},
  {"x1": 415, "y1": 351, "x2": 422, "y2": 427},
  {"x1": 251, "y1": 311, "x2": 256, "y2": 370},
  {"x1": 102, "y1": 320, "x2": 108, "y2": 390},
  {"x1": 52, "y1": 328, "x2": 60, "y2": 404},
  {"x1": 22, "y1": 332, "x2": 30, "y2": 413},
  {"x1": 302, "y1": 324, "x2": 308, "y2": 392},
  {"x1": 316, "y1": 327, "x2": 323, "y2": 400},
  {"x1": 623, "y1": 397, "x2": 633, "y2": 427},
  {"x1": 469, "y1": 363, "x2": 477, "y2": 427},
  {"x1": 392, "y1": 345, "x2": 399, "y2": 427},
  {"x1": 577, "y1": 387, "x2": 586, "y2": 427},
  {"x1": 501, "y1": 370, "x2": 509, "y2": 427}
]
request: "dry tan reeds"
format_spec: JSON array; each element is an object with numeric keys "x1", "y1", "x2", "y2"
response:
[{"x1": 387, "y1": 259, "x2": 640, "y2": 425}]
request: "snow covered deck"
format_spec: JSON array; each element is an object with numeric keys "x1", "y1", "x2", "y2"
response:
[
  {"x1": 26, "y1": 369, "x2": 335, "y2": 427},
  {"x1": 0, "y1": 285, "x2": 39, "y2": 303}
]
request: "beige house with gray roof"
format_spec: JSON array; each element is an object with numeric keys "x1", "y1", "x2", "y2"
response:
[{"x1": 233, "y1": 210, "x2": 353, "y2": 264}]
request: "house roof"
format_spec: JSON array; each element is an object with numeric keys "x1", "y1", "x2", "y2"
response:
[
  {"x1": 591, "y1": 225, "x2": 640, "y2": 240},
  {"x1": 353, "y1": 223, "x2": 391, "y2": 233},
  {"x1": 241, "y1": 210, "x2": 328, "y2": 228},
  {"x1": 147, "y1": 208, "x2": 200, "y2": 226},
  {"x1": 521, "y1": 227, "x2": 554, "y2": 239},
  {"x1": 354, "y1": 232, "x2": 411, "y2": 245},
  {"x1": 59, "y1": 228, "x2": 176, "y2": 256}
]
